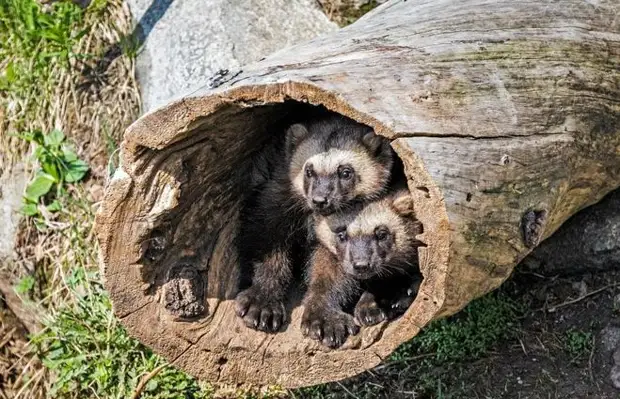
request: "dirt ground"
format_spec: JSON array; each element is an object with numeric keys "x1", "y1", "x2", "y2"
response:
[
  {"x1": 448, "y1": 269, "x2": 619, "y2": 399},
  {"x1": 302, "y1": 267, "x2": 620, "y2": 399}
]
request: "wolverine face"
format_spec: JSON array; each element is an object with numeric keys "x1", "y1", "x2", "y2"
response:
[
  {"x1": 315, "y1": 190, "x2": 421, "y2": 280},
  {"x1": 301, "y1": 149, "x2": 380, "y2": 215},
  {"x1": 334, "y1": 223, "x2": 396, "y2": 279},
  {"x1": 286, "y1": 118, "x2": 393, "y2": 215}
]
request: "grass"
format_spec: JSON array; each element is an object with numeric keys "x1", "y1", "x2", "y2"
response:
[
  {"x1": 0, "y1": 0, "x2": 139, "y2": 396},
  {"x1": 0, "y1": 0, "x2": 139, "y2": 175},
  {"x1": 294, "y1": 292, "x2": 524, "y2": 398},
  {"x1": 317, "y1": 0, "x2": 381, "y2": 27},
  {"x1": 563, "y1": 328, "x2": 594, "y2": 362},
  {"x1": 31, "y1": 270, "x2": 214, "y2": 399},
  {"x1": 392, "y1": 292, "x2": 522, "y2": 363}
]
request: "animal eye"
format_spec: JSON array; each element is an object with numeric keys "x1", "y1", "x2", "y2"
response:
[
  {"x1": 305, "y1": 167, "x2": 313, "y2": 178},
  {"x1": 336, "y1": 231, "x2": 347, "y2": 242},
  {"x1": 338, "y1": 166, "x2": 353, "y2": 180},
  {"x1": 375, "y1": 228, "x2": 389, "y2": 241}
]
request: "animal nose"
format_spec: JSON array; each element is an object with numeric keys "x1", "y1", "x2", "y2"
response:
[
  {"x1": 353, "y1": 262, "x2": 370, "y2": 272},
  {"x1": 312, "y1": 196, "x2": 328, "y2": 208}
]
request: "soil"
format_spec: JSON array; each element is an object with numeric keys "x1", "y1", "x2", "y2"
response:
[
  {"x1": 449, "y1": 269, "x2": 620, "y2": 399},
  {"x1": 302, "y1": 267, "x2": 620, "y2": 399}
]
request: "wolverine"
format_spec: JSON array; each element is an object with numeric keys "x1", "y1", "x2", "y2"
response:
[
  {"x1": 236, "y1": 114, "x2": 395, "y2": 333},
  {"x1": 301, "y1": 189, "x2": 423, "y2": 348}
]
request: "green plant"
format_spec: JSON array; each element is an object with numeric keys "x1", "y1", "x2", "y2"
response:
[
  {"x1": 563, "y1": 329, "x2": 593, "y2": 361},
  {"x1": 14, "y1": 274, "x2": 36, "y2": 295},
  {"x1": 0, "y1": 0, "x2": 86, "y2": 129},
  {"x1": 18, "y1": 129, "x2": 89, "y2": 218},
  {"x1": 391, "y1": 292, "x2": 522, "y2": 364},
  {"x1": 31, "y1": 270, "x2": 214, "y2": 399}
]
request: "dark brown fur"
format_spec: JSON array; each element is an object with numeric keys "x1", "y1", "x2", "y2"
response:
[
  {"x1": 235, "y1": 114, "x2": 395, "y2": 332},
  {"x1": 301, "y1": 190, "x2": 423, "y2": 347}
]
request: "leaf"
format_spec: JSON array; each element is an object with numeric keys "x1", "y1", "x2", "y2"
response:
[
  {"x1": 47, "y1": 200, "x2": 62, "y2": 212},
  {"x1": 14, "y1": 275, "x2": 35, "y2": 294},
  {"x1": 64, "y1": 159, "x2": 89, "y2": 183},
  {"x1": 146, "y1": 379, "x2": 158, "y2": 392},
  {"x1": 25, "y1": 172, "x2": 55, "y2": 202},
  {"x1": 21, "y1": 203, "x2": 39, "y2": 216},
  {"x1": 42, "y1": 161, "x2": 60, "y2": 182},
  {"x1": 61, "y1": 145, "x2": 78, "y2": 161},
  {"x1": 44, "y1": 129, "x2": 65, "y2": 147}
]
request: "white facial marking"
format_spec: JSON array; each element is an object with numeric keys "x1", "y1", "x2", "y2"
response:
[
  {"x1": 347, "y1": 198, "x2": 410, "y2": 251},
  {"x1": 291, "y1": 149, "x2": 382, "y2": 198}
]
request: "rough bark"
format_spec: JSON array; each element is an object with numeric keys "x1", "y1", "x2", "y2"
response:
[{"x1": 94, "y1": 0, "x2": 620, "y2": 388}]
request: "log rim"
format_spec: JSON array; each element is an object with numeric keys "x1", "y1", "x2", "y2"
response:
[{"x1": 96, "y1": 80, "x2": 451, "y2": 387}]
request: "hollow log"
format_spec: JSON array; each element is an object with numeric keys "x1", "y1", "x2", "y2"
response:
[{"x1": 94, "y1": 0, "x2": 620, "y2": 388}]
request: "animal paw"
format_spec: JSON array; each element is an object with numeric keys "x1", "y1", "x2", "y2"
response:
[
  {"x1": 301, "y1": 306, "x2": 360, "y2": 349},
  {"x1": 235, "y1": 286, "x2": 286, "y2": 332},
  {"x1": 354, "y1": 294, "x2": 387, "y2": 326},
  {"x1": 385, "y1": 281, "x2": 420, "y2": 319}
]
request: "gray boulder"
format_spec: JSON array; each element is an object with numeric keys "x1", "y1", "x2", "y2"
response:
[
  {"x1": 127, "y1": 0, "x2": 337, "y2": 113},
  {"x1": 0, "y1": 165, "x2": 27, "y2": 264}
]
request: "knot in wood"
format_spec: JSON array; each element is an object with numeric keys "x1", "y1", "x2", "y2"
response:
[
  {"x1": 163, "y1": 263, "x2": 205, "y2": 319},
  {"x1": 521, "y1": 209, "x2": 548, "y2": 248},
  {"x1": 500, "y1": 154, "x2": 511, "y2": 166},
  {"x1": 143, "y1": 230, "x2": 167, "y2": 263}
]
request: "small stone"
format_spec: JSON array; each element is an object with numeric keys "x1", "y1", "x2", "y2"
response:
[
  {"x1": 611, "y1": 365, "x2": 620, "y2": 390},
  {"x1": 572, "y1": 280, "x2": 588, "y2": 297},
  {"x1": 614, "y1": 346, "x2": 620, "y2": 365},
  {"x1": 600, "y1": 325, "x2": 620, "y2": 353}
]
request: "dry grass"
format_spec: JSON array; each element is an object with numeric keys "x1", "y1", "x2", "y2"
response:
[
  {"x1": 0, "y1": 304, "x2": 44, "y2": 399},
  {"x1": 0, "y1": 0, "x2": 140, "y2": 176},
  {"x1": 316, "y1": 0, "x2": 381, "y2": 27},
  {"x1": 0, "y1": 0, "x2": 140, "y2": 396}
]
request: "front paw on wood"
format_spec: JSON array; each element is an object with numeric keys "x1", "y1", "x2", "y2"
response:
[
  {"x1": 235, "y1": 286, "x2": 286, "y2": 333},
  {"x1": 301, "y1": 307, "x2": 360, "y2": 349}
]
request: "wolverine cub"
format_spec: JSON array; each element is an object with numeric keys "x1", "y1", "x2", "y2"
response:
[
  {"x1": 236, "y1": 115, "x2": 395, "y2": 332},
  {"x1": 301, "y1": 189, "x2": 423, "y2": 348}
]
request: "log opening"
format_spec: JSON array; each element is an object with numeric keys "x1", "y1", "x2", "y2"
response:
[{"x1": 96, "y1": 87, "x2": 447, "y2": 387}]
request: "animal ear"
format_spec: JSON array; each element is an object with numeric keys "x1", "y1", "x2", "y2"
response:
[
  {"x1": 392, "y1": 192, "x2": 415, "y2": 216},
  {"x1": 361, "y1": 131, "x2": 384, "y2": 154},
  {"x1": 285, "y1": 123, "x2": 310, "y2": 156}
]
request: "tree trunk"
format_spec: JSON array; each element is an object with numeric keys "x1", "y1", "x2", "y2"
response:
[{"x1": 94, "y1": 0, "x2": 620, "y2": 388}]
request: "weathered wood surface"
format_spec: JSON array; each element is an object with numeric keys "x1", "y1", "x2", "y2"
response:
[{"x1": 95, "y1": 0, "x2": 620, "y2": 388}]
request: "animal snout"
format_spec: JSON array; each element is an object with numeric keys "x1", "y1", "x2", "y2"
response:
[
  {"x1": 312, "y1": 196, "x2": 329, "y2": 208},
  {"x1": 353, "y1": 261, "x2": 370, "y2": 273}
]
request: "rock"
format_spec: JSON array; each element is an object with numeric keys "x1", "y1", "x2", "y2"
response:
[
  {"x1": 614, "y1": 346, "x2": 620, "y2": 366},
  {"x1": 126, "y1": 0, "x2": 337, "y2": 112},
  {"x1": 600, "y1": 325, "x2": 620, "y2": 354},
  {"x1": 611, "y1": 365, "x2": 620, "y2": 390},
  {"x1": 0, "y1": 164, "x2": 27, "y2": 263},
  {"x1": 522, "y1": 188, "x2": 620, "y2": 274}
]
